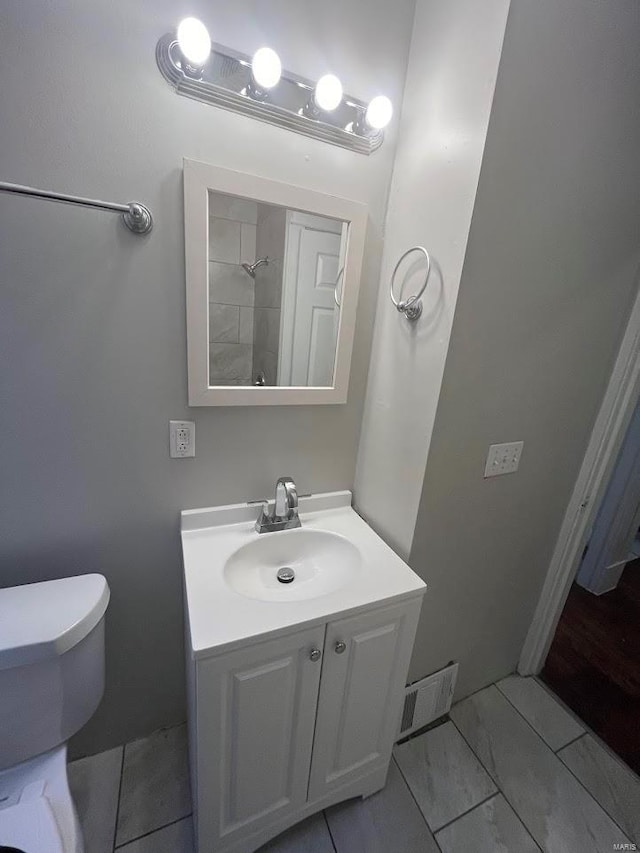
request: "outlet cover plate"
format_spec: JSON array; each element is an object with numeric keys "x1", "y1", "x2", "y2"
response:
[
  {"x1": 170, "y1": 420, "x2": 195, "y2": 458},
  {"x1": 484, "y1": 440, "x2": 523, "y2": 478}
]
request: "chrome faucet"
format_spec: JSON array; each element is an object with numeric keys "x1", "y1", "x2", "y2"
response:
[{"x1": 255, "y1": 476, "x2": 301, "y2": 533}]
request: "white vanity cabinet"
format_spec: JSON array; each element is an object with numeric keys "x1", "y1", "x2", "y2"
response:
[
  {"x1": 182, "y1": 492, "x2": 427, "y2": 853},
  {"x1": 189, "y1": 596, "x2": 422, "y2": 853}
]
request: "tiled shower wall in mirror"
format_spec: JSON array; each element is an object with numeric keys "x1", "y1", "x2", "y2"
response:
[
  {"x1": 253, "y1": 205, "x2": 286, "y2": 385},
  {"x1": 208, "y1": 194, "x2": 257, "y2": 385},
  {"x1": 208, "y1": 194, "x2": 286, "y2": 386}
]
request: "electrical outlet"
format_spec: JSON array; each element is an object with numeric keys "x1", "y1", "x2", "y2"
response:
[
  {"x1": 169, "y1": 420, "x2": 195, "y2": 458},
  {"x1": 484, "y1": 441, "x2": 523, "y2": 478}
]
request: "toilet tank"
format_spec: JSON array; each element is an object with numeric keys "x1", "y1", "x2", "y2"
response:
[{"x1": 0, "y1": 574, "x2": 110, "y2": 770}]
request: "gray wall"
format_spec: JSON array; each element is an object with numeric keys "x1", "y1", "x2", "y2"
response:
[
  {"x1": 0, "y1": 0, "x2": 416, "y2": 754},
  {"x1": 354, "y1": 0, "x2": 510, "y2": 558},
  {"x1": 407, "y1": 0, "x2": 640, "y2": 697}
]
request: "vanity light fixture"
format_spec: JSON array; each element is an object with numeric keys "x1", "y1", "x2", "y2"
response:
[
  {"x1": 365, "y1": 95, "x2": 393, "y2": 130},
  {"x1": 301, "y1": 74, "x2": 343, "y2": 119},
  {"x1": 313, "y1": 74, "x2": 343, "y2": 113},
  {"x1": 347, "y1": 94, "x2": 393, "y2": 137},
  {"x1": 176, "y1": 17, "x2": 211, "y2": 77},
  {"x1": 250, "y1": 47, "x2": 282, "y2": 97},
  {"x1": 156, "y1": 23, "x2": 392, "y2": 154}
]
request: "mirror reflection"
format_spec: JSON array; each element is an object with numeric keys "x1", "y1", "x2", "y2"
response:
[{"x1": 208, "y1": 191, "x2": 348, "y2": 387}]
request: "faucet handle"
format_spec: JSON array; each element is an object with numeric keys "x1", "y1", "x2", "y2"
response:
[
  {"x1": 275, "y1": 477, "x2": 298, "y2": 518},
  {"x1": 254, "y1": 500, "x2": 270, "y2": 533}
]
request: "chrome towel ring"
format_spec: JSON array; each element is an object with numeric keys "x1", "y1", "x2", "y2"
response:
[{"x1": 390, "y1": 246, "x2": 431, "y2": 321}]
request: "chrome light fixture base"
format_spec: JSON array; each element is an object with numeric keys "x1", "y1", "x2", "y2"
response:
[{"x1": 156, "y1": 35, "x2": 384, "y2": 155}]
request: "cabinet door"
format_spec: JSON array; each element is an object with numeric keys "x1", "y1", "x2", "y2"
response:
[
  {"x1": 308, "y1": 599, "x2": 422, "y2": 802},
  {"x1": 194, "y1": 625, "x2": 325, "y2": 851}
]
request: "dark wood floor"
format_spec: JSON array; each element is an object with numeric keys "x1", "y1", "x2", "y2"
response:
[{"x1": 541, "y1": 560, "x2": 640, "y2": 774}]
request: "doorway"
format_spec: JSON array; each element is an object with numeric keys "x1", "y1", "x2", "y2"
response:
[
  {"x1": 540, "y1": 560, "x2": 640, "y2": 773},
  {"x1": 518, "y1": 279, "x2": 640, "y2": 774},
  {"x1": 539, "y1": 396, "x2": 640, "y2": 773}
]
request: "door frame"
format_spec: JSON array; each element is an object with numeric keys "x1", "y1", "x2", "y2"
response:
[
  {"x1": 576, "y1": 398, "x2": 640, "y2": 595},
  {"x1": 519, "y1": 277, "x2": 640, "y2": 675}
]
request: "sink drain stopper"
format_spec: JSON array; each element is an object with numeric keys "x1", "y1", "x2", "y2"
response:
[{"x1": 277, "y1": 567, "x2": 295, "y2": 584}]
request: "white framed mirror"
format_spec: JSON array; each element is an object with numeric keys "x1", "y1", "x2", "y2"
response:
[{"x1": 183, "y1": 159, "x2": 367, "y2": 406}]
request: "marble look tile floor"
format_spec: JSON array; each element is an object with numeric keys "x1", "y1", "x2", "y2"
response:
[
  {"x1": 70, "y1": 675, "x2": 640, "y2": 852},
  {"x1": 394, "y1": 720, "x2": 497, "y2": 830}
]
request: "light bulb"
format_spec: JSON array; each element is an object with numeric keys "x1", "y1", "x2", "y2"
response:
[
  {"x1": 314, "y1": 74, "x2": 343, "y2": 112},
  {"x1": 365, "y1": 95, "x2": 393, "y2": 130},
  {"x1": 176, "y1": 18, "x2": 211, "y2": 68},
  {"x1": 251, "y1": 47, "x2": 282, "y2": 90}
]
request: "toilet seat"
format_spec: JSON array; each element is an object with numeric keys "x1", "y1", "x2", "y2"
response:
[
  {"x1": 0, "y1": 747, "x2": 82, "y2": 853},
  {"x1": 0, "y1": 780, "x2": 64, "y2": 853}
]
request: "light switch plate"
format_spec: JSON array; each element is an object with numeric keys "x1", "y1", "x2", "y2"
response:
[
  {"x1": 484, "y1": 441, "x2": 523, "y2": 477},
  {"x1": 170, "y1": 420, "x2": 195, "y2": 458}
]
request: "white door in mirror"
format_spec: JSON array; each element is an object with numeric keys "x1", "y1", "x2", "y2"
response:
[
  {"x1": 169, "y1": 420, "x2": 195, "y2": 458},
  {"x1": 290, "y1": 227, "x2": 341, "y2": 386}
]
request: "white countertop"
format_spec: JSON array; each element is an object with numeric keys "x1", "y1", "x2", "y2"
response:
[{"x1": 181, "y1": 491, "x2": 426, "y2": 659}]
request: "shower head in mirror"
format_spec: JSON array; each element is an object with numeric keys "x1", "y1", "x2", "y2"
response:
[{"x1": 241, "y1": 256, "x2": 270, "y2": 279}]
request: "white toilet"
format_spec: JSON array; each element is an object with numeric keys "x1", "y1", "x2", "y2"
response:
[{"x1": 0, "y1": 574, "x2": 110, "y2": 853}]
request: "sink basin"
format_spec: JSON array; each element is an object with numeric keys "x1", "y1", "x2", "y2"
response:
[
  {"x1": 181, "y1": 491, "x2": 426, "y2": 656},
  {"x1": 223, "y1": 528, "x2": 362, "y2": 601}
]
